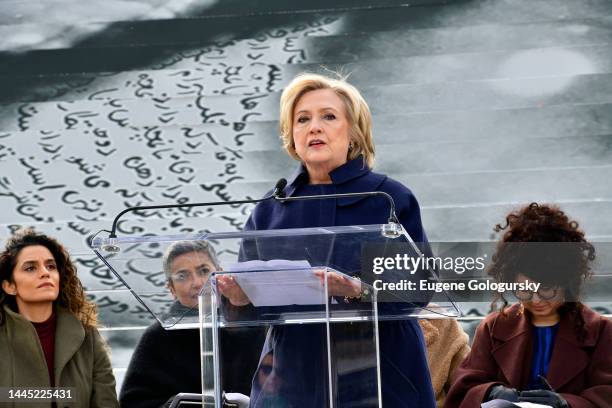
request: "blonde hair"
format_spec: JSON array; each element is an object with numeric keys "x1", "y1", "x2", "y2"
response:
[{"x1": 279, "y1": 73, "x2": 375, "y2": 168}]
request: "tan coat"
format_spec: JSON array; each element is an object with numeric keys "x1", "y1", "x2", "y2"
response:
[
  {"x1": 419, "y1": 318, "x2": 470, "y2": 408},
  {"x1": 0, "y1": 306, "x2": 118, "y2": 408}
]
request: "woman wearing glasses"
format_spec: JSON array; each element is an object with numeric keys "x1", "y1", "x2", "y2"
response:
[
  {"x1": 120, "y1": 241, "x2": 265, "y2": 407},
  {"x1": 444, "y1": 203, "x2": 612, "y2": 408}
]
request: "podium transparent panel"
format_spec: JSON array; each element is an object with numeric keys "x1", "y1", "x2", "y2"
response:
[
  {"x1": 92, "y1": 224, "x2": 460, "y2": 408},
  {"x1": 201, "y1": 267, "x2": 381, "y2": 408},
  {"x1": 92, "y1": 225, "x2": 460, "y2": 328}
]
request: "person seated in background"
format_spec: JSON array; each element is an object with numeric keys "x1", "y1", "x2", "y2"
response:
[
  {"x1": 444, "y1": 203, "x2": 612, "y2": 408},
  {"x1": 250, "y1": 351, "x2": 290, "y2": 408},
  {"x1": 120, "y1": 240, "x2": 265, "y2": 408},
  {"x1": 418, "y1": 318, "x2": 470, "y2": 408},
  {"x1": 0, "y1": 229, "x2": 118, "y2": 407}
]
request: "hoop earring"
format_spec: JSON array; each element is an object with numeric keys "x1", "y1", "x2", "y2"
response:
[{"x1": 348, "y1": 142, "x2": 354, "y2": 151}]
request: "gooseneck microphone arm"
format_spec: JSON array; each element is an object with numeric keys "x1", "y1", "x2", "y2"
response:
[
  {"x1": 276, "y1": 191, "x2": 399, "y2": 224},
  {"x1": 107, "y1": 179, "x2": 288, "y2": 238},
  {"x1": 106, "y1": 178, "x2": 400, "y2": 239}
]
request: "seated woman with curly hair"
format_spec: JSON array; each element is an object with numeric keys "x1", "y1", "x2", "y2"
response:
[
  {"x1": 444, "y1": 203, "x2": 612, "y2": 408},
  {"x1": 0, "y1": 229, "x2": 118, "y2": 407}
]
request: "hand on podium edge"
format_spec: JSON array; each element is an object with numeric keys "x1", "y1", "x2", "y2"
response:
[
  {"x1": 313, "y1": 269, "x2": 361, "y2": 299},
  {"x1": 217, "y1": 275, "x2": 251, "y2": 306}
]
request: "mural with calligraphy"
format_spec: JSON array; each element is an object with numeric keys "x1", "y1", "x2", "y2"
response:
[{"x1": 0, "y1": 16, "x2": 344, "y2": 326}]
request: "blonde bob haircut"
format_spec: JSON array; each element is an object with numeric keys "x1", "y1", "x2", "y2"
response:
[{"x1": 279, "y1": 73, "x2": 375, "y2": 169}]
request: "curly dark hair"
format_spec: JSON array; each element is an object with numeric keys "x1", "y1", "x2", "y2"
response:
[
  {"x1": 0, "y1": 229, "x2": 98, "y2": 328},
  {"x1": 489, "y1": 203, "x2": 595, "y2": 341}
]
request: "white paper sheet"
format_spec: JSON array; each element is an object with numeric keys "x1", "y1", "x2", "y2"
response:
[{"x1": 224, "y1": 260, "x2": 326, "y2": 307}]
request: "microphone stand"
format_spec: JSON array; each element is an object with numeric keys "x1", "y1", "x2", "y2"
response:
[{"x1": 102, "y1": 178, "x2": 402, "y2": 245}]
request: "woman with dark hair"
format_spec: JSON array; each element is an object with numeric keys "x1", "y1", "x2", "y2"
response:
[
  {"x1": 120, "y1": 240, "x2": 218, "y2": 408},
  {"x1": 0, "y1": 229, "x2": 118, "y2": 407},
  {"x1": 444, "y1": 203, "x2": 612, "y2": 408}
]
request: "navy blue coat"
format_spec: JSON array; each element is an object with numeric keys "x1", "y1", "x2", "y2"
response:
[{"x1": 244, "y1": 157, "x2": 436, "y2": 408}]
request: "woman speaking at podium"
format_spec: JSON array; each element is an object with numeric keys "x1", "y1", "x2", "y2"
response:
[{"x1": 220, "y1": 73, "x2": 436, "y2": 407}]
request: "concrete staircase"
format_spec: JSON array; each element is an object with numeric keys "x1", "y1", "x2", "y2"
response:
[{"x1": 1, "y1": 0, "x2": 611, "y2": 390}]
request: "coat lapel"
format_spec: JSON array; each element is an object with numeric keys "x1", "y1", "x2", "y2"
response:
[
  {"x1": 54, "y1": 308, "x2": 85, "y2": 383},
  {"x1": 284, "y1": 156, "x2": 381, "y2": 207},
  {"x1": 546, "y1": 308, "x2": 596, "y2": 390},
  {"x1": 491, "y1": 305, "x2": 598, "y2": 391},
  {"x1": 491, "y1": 307, "x2": 532, "y2": 387},
  {"x1": 4, "y1": 306, "x2": 50, "y2": 385}
]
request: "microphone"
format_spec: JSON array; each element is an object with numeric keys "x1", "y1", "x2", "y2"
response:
[
  {"x1": 101, "y1": 238, "x2": 121, "y2": 253},
  {"x1": 272, "y1": 178, "x2": 287, "y2": 198}
]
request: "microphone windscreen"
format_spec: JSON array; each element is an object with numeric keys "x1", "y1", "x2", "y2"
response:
[{"x1": 273, "y1": 178, "x2": 287, "y2": 197}]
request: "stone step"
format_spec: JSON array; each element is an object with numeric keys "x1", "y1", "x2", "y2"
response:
[
  {"x1": 306, "y1": 16, "x2": 612, "y2": 63},
  {"x1": 2, "y1": 132, "x2": 611, "y2": 202},
  {"x1": 0, "y1": 0, "x2": 444, "y2": 24},
  {"x1": 422, "y1": 201, "x2": 612, "y2": 241},
  {"x1": 0, "y1": 122, "x2": 282, "y2": 154},
  {"x1": 3, "y1": 103, "x2": 612, "y2": 151},
  {"x1": 0, "y1": 20, "x2": 334, "y2": 75},
  {"x1": 3, "y1": 161, "x2": 612, "y2": 222},
  {"x1": 405, "y1": 167, "x2": 612, "y2": 209},
  {"x1": 2, "y1": 43, "x2": 612, "y2": 103},
  {"x1": 2, "y1": 15, "x2": 611, "y2": 75},
  {"x1": 1, "y1": 0, "x2": 205, "y2": 26},
  {"x1": 1, "y1": 7, "x2": 342, "y2": 37},
  {"x1": 371, "y1": 104, "x2": 612, "y2": 144},
  {"x1": 6, "y1": 0, "x2": 606, "y2": 47},
  {"x1": 2, "y1": 72, "x2": 612, "y2": 132},
  {"x1": 214, "y1": 135, "x2": 612, "y2": 179}
]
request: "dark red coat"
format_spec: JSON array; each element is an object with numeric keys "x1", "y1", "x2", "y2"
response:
[{"x1": 444, "y1": 304, "x2": 612, "y2": 408}]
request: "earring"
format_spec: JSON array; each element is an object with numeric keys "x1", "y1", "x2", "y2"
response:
[{"x1": 348, "y1": 142, "x2": 354, "y2": 150}]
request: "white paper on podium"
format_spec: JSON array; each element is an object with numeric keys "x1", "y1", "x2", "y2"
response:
[{"x1": 225, "y1": 260, "x2": 327, "y2": 307}]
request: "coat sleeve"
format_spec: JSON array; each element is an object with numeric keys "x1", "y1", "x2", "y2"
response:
[
  {"x1": 239, "y1": 200, "x2": 268, "y2": 261},
  {"x1": 443, "y1": 318, "x2": 505, "y2": 408},
  {"x1": 445, "y1": 321, "x2": 471, "y2": 393},
  {"x1": 90, "y1": 328, "x2": 119, "y2": 408},
  {"x1": 396, "y1": 187, "x2": 428, "y2": 246},
  {"x1": 562, "y1": 317, "x2": 612, "y2": 408}
]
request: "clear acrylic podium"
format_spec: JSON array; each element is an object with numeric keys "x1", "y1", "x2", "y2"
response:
[{"x1": 92, "y1": 223, "x2": 459, "y2": 408}]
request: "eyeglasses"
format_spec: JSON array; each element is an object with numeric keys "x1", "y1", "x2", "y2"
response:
[
  {"x1": 170, "y1": 268, "x2": 210, "y2": 284},
  {"x1": 513, "y1": 285, "x2": 559, "y2": 301}
]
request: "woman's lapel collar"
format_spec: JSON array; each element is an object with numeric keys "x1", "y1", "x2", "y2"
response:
[
  {"x1": 329, "y1": 155, "x2": 370, "y2": 185},
  {"x1": 283, "y1": 156, "x2": 373, "y2": 202},
  {"x1": 283, "y1": 164, "x2": 308, "y2": 198},
  {"x1": 547, "y1": 307, "x2": 596, "y2": 390},
  {"x1": 3, "y1": 305, "x2": 86, "y2": 384},
  {"x1": 54, "y1": 308, "x2": 85, "y2": 381},
  {"x1": 491, "y1": 305, "x2": 532, "y2": 386},
  {"x1": 491, "y1": 304, "x2": 596, "y2": 391}
]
